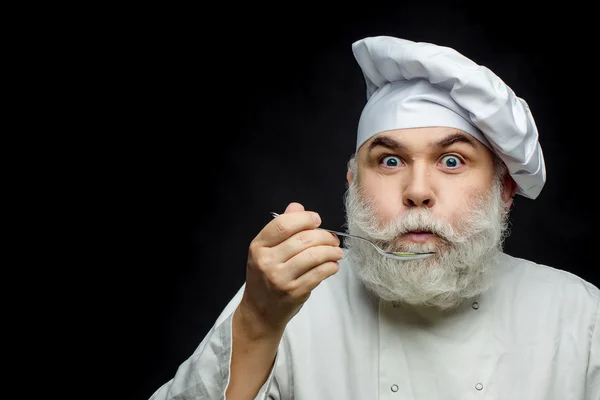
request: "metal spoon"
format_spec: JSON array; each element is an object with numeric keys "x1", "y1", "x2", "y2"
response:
[{"x1": 270, "y1": 212, "x2": 435, "y2": 261}]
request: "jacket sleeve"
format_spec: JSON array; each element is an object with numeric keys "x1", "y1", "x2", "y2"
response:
[
  {"x1": 585, "y1": 297, "x2": 600, "y2": 400},
  {"x1": 148, "y1": 284, "x2": 281, "y2": 400}
]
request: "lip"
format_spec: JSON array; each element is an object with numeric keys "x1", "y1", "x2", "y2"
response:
[{"x1": 403, "y1": 231, "x2": 436, "y2": 243}]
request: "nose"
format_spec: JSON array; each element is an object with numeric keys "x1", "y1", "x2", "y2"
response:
[{"x1": 402, "y1": 165, "x2": 436, "y2": 208}]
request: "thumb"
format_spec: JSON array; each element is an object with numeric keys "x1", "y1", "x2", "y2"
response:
[{"x1": 284, "y1": 202, "x2": 305, "y2": 213}]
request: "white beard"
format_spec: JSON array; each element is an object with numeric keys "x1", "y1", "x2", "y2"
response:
[{"x1": 343, "y1": 170, "x2": 510, "y2": 310}]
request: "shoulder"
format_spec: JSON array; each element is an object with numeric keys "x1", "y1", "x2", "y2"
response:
[
  {"x1": 498, "y1": 252, "x2": 598, "y2": 294},
  {"x1": 494, "y1": 252, "x2": 599, "y2": 314}
]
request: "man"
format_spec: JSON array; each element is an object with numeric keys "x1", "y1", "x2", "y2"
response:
[{"x1": 150, "y1": 36, "x2": 599, "y2": 399}]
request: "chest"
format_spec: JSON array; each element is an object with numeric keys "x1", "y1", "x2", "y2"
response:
[{"x1": 279, "y1": 297, "x2": 587, "y2": 400}]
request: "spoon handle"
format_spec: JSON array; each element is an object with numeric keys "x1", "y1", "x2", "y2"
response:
[{"x1": 318, "y1": 228, "x2": 370, "y2": 243}]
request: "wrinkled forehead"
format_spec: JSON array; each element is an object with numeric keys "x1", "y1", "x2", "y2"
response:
[{"x1": 357, "y1": 127, "x2": 491, "y2": 161}]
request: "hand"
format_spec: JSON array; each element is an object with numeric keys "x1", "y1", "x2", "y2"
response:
[{"x1": 239, "y1": 202, "x2": 343, "y2": 336}]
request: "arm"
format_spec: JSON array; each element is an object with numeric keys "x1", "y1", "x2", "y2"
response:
[
  {"x1": 585, "y1": 299, "x2": 599, "y2": 400},
  {"x1": 148, "y1": 286, "x2": 258, "y2": 400},
  {"x1": 226, "y1": 202, "x2": 341, "y2": 399},
  {"x1": 225, "y1": 302, "x2": 285, "y2": 399},
  {"x1": 149, "y1": 202, "x2": 342, "y2": 400}
]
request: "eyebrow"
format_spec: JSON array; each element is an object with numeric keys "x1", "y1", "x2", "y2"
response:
[
  {"x1": 431, "y1": 132, "x2": 478, "y2": 149},
  {"x1": 367, "y1": 135, "x2": 408, "y2": 153},
  {"x1": 367, "y1": 131, "x2": 478, "y2": 153}
]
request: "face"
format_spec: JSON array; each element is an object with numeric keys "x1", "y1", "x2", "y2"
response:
[{"x1": 344, "y1": 127, "x2": 516, "y2": 310}]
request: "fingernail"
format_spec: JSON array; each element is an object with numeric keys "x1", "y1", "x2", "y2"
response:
[
  {"x1": 312, "y1": 212, "x2": 321, "y2": 225},
  {"x1": 331, "y1": 232, "x2": 340, "y2": 245}
]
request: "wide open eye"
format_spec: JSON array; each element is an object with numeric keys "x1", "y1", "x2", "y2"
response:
[
  {"x1": 440, "y1": 155, "x2": 463, "y2": 169},
  {"x1": 381, "y1": 155, "x2": 402, "y2": 168}
]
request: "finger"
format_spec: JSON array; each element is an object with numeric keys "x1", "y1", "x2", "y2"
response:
[
  {"x1": 284, "y1": 202, "x2": 305, "y2": 213},
  {"x1": 256, "y1": 210, "x2": 322, "y2": 247},
  {"x1": 282, "y1": 245, "x2": 344, "y2": 281},
  {"x1": 289, "y1": 261, "x2": 340, "y2": 296},
  {"x1": 272, "y1": 228, "x2": 340, "y2": 262}
]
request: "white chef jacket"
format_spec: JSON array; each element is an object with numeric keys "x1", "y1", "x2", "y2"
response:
[{"x1": 149, "y1": 250, "x2": 599, "y2": 400}]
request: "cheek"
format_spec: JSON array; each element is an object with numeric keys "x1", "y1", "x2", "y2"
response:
[
  {"x1": 360, "y1": 177, "x2": 402, "y2": 223},
  {"x1": 439, "y1": 186, "x2": 468, "y2": 210},
  {"x1": 440, "y1": 185, "x2": 485, "y2": 222}
]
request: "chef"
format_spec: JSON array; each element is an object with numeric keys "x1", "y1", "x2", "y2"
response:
[{"x1": 150, "y1": 36, "x2": 599, "y2": 400}]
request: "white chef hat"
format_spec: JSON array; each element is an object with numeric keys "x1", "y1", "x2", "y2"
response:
[{"x1": 351, "y1": 36, "x2": 546, "y2": 199}]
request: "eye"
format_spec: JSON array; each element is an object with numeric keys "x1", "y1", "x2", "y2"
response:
[
  {"x1": 381, "y1": 155, "x2": 402, "y2": 168},
  {"x1": 440, "y1": 155, "x2": 463, "y2": 169}
]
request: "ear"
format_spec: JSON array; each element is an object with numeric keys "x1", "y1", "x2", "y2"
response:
[
  {"x1": 346, "y1": 167, "x2": 354, "y2": 185},
  {"x1": 502, "y1": 172, "x2": 518, "y2": 208}
]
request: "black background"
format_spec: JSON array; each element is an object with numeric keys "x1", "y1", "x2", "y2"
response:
[{"x1": 88, "y1": 2, "x2": 599, "y2": 399}]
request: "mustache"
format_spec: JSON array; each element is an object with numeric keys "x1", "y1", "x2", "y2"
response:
[
  {"x1": 343, "y1": 175, "x2": 508, "y2": 251},
  {"x1": 397, "y1": 214, "x2": 446, "y2": 235},
  {"x1": 377, "y1": 209, "x2": 456, "y2": 242}
]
